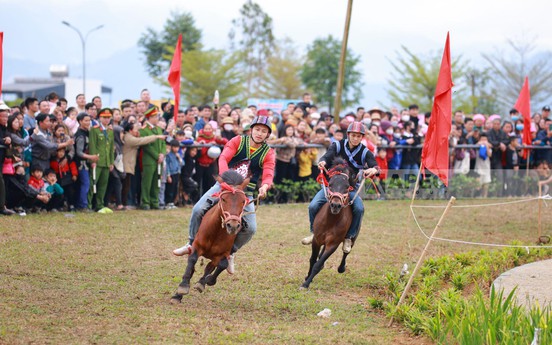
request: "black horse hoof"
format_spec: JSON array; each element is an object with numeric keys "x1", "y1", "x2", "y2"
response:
[
  {"x1": 205, "y1": 274, "x2": 217, "y2": 286},
  {"x1": 170, "y1": 294, "x2": 183, "y2": 303},
  {"x1": 299, "y1": 284, "x2": 308, "y2": 291},
  {"x1": 338, "y1": 265, "x2": 346, "y2": 273},
  {"x1": 177, "y1": 284, "x2": 190, "y2": 295},
  {"x1": 194, "y1": 282, "x2": 205, "y2": 293}
]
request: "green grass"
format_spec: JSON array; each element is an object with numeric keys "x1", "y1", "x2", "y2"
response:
[{"x1": 0, "y1": 199, "x2": 550, "y2": 344}]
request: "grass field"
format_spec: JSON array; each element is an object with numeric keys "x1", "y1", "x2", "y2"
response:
[{"x1": 1, "y1": 198, "x2": 550, "y2": 344}]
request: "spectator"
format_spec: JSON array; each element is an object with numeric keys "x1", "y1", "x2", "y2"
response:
[
  {"x1": 194, "y1": 122, "x2": 228, "y2": 195},
  {"x1": 475, "y1": 133, "x2": 492, "y2": 198},
  {"x1": 31, "y1": 113, "x2": 74, "y2": 172},
  {"x1": 50, "y1": 148, "x2": 78, "y2": 211},
  {"x1": 164, "y1": 140, "x2": 184, "y2": 209},
  {"x1": 139, "y1": 107, "x2": 166, "y2": 210},
  {"x1": 88, "y1": 108, "x2": 115, "y2": 211}
]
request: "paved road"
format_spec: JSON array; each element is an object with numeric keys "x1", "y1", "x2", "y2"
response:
[{"x1": 493, "y1": 259, "x2": 552, "y2": 310}]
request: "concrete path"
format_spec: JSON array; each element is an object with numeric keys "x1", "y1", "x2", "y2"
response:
[{"x1": 493, "y1": 259, "x2": 552, "y2": 310}]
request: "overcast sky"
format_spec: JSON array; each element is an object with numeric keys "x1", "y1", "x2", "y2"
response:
[{"x1": 2, "y1": 0, "x2": 551, "y2": 108}]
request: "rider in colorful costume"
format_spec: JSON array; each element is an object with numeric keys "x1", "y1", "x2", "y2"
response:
[
  {"x1": 173, "y1": 116, "x2": 275, "y2": 274},
  {"x1": 302, "y1": 121, "x2": 380, "y2": 253}
]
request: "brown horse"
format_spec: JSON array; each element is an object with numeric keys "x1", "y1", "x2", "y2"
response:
[
  {"x1": 301, "y1": 159, "x2": 356, "y2": 289},
  {"x1": 171, "y1": 170, "x2": 250, "y2": 302}
]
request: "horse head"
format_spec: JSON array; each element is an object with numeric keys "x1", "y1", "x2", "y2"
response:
[
  {"x1": 215, "y1": 170, "x2": 251, "y2": 235},
  {"x1": 326, "y1": 158, "x2": 354, "y2": 214}
]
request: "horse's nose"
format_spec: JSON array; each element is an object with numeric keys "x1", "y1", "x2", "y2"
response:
[
  {"x1": 225, "y1": 222, "x2": 241, "y2": 234},
  {"x1": 330, "y1": 202, "x2": 342, "y2": 214}
]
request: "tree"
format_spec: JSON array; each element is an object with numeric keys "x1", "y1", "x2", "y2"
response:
[
  {"x1": 464, "y1": 67, "x2": 500, "y2": 115},
  {"x1": 158, "y1": 48, "x2": 245, "y2": 106},
  {"x1": 386, "y1": 46, "x2": 469, "y2": 112},
  {"x1": 258, "y1": 38, "x2": 303, "y2": 99},
  {"x1": 229, "y1": 0, "x2": 275, "y2": 98},
  {"x1": 138, "y1": 11, "x2": 202, "y2": 78},
  {"x1": 482, "y1": 37, "x2": 552, "y2": 110},
  {"x1": 300, "y1": 35, "x2": 363, "y2": 115}
]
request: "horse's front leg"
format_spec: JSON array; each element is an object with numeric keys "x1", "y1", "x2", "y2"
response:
[
  {"x1": 177, "y1": 251, "x2": 199, "y2": 295},
  {"x1": 205, "y1": 257, "x2": 227, "y2": 286},
  {"x1": 195, "y1": 262, "x2": 216, "y2": 293},
  {"x1": 301, "y1": 244, "x2": 338, "y2": 289},
  {"x1": 305, "y1": 241, "x2": 321, "y2": 281},
  {"x1": 338, "y1": 236, "x2": 356, "y2": 273}
]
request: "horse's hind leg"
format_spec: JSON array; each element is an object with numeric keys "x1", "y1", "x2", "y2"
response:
[
  {"x1": 176, "y1": 251, "x2": 198, "y2": 296},
  {"x1": 205, "y1": 258, "x2": 228, "y2": 286},
  {"x1": 338, "y1": 237, "x2": 356, "y2": 273},
  {"x1": 301, "y1": 245, "x2": 338, "y2": 289},
  {"x1": 338, "y1": 252, "x2": 349, "y2": 273},
  {"x1": 195, "y1": 262, "x2": 215, "y2": 293}
]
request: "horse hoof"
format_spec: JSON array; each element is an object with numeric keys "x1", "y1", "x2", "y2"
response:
[
  {"x1": 338, "y1": 266, "x2": 346, "y2": 273},
  {"x1": 170, "y1": 294, "x2": 182, "y2": 304},
  {"x1": 177, "y1": 284, "x2": 190, "y2": 295},
  {"x1": 205, "y1": 274, "x2": 217, "y2": 286},
  {"x1": 194, "y1": 282, "x2": 205, "y2": 293},
  {"x1": 299, "y1": 285, "x2": 308, "y2": 291}
]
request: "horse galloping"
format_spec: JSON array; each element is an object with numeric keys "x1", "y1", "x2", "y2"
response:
[
  {"x1": 301, "y1": 158, "x2": 357, "y2": 289},
  {"x1": 171, "y1": 170, "x2": 250, "y2": 302}
]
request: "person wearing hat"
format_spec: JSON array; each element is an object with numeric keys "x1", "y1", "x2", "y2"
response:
[
  {"x1": 87, "y1": 108, "x2": 115, "y2": 211},
  {"x1": 173, "y1": 115, "x2": 276, "y2": 274},
  {"x1": 301, "y1": 121, "x2": 380, "y2": 254},
  {"x1": 139, "y1": 106, "x2": 166, "y2": 210},
  {"x1": 220, "y1": 116, "x2": 237, "y2": 140},
  {"x1": 542, "y1": 105, "x2": 550, "y2": 120}
]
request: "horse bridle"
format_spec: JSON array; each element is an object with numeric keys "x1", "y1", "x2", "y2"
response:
[
  {"x1": 218, "y1": 188, "x2": 249, "y2": 229},
  {"x1": 325, "y1": 171, "x2": 352, "y2": 208}
]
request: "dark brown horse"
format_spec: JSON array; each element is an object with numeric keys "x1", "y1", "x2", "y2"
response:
[
  {"x1": 301, "y1": 159, "x2": 356, "y2": 289},
  {"x1": 171, "y1": 170, "x2": 250, "y2": 302}
]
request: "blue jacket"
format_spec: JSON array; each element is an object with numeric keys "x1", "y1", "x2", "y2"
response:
[{"x1": 165, "y1": 152, "x2": 184, "y2": 176}]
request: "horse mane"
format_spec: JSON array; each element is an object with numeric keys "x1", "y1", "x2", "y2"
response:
[
  {"x1": 221, "y1": 170, "x2": 245, "y2": 186},
  {"x1": 329, "y1": 158, "x2": 355, "y2": 186}
]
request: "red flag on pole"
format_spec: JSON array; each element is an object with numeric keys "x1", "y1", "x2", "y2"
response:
[
  {"x1": 421, "y1": 32, "x2": 453, "y2": 186},
  {"x1": 513, "y1": 77, "x2": 531, "y2": 159},
  {"x1": 167, "y1": 34, "x2": 182, "y2": 123},
  {"x1": 0, "y1": 32, "x2": 4, "y2": 97}
]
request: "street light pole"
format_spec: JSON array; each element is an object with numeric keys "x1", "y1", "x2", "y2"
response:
[{"x1": 61, "y1": 21, "x2": 104, "y2": 96}]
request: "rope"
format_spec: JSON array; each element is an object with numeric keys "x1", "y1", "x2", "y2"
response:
[
  {"x1": 411, "y1": 195, "x2": 551, "y2": 208},
  {"x1": 242, "y1": 196, "x2": 261, "y2": 217},
  {"x1": 409, "y1": 199, "x2": 552, "y2": 249}
]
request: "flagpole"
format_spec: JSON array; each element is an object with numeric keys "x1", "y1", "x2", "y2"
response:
[{"x1": 388, "y1": 196, "x2": 456, "y2": 327}]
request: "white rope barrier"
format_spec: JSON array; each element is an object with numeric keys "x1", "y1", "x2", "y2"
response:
[
  {"x1": 410, "y1": 195, "x2": 551, "y2": 209},
  {"x1": 410, "y1": 195, "x2": 552, "y2": 249}
]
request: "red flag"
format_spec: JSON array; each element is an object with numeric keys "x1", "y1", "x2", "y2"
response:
[
  {"x1": 513, "y1": 77, "x2": 531, "y2": 159},
  {"x1": 0, "y1": 32, "x2": 4, "y2": 97},
  {"x1": 167, "y1": 34, "x2": 182, "y2": 123},
  {"x1": 422, "y1": 32, "x2": 453, "y2": 186}
]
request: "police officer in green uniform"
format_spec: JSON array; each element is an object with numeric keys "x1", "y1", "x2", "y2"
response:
[
  {"x1": 139, "y1": 106, "x2": 165, "y2": 210},
  {"x1": 88, "y1": 108, "x2": 115, "y2": 211}
]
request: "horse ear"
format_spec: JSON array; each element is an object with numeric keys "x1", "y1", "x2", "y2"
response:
[
  {"x1": 214, "y1": 174, "x2": 223, "y2": 184},
  {"x1": 239, "y1": 177, "x2": 251, "y2": 191}
]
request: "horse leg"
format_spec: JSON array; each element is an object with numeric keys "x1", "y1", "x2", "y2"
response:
[
  {"x1": 195, "y1": 262, "x2": 215, "y2": 293},
  {"x1": 338, "y1": 252, "x2": 349, "y2": 273},
  {"x1": 339, "y1": 235, "x2": 357, "y2": 273},
  {"x1": 176, "y1": 251, "x2": 198, "y2": 296},
  {"x1": 301, "y1": 245, "x2": 339, "y2": 289},
  {"x1": 305, "y1": 242, "x2": 321, "y2": 281},
  {"x1": 205, "y1": 260, "x2": 227, "y2": 286}
]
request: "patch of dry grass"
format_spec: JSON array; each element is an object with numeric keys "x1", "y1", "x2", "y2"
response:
[{"x1": 0, "y1": 198, "x2": 548, "y2": 344}]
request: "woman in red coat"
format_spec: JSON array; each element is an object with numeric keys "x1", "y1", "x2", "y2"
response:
[{"x1": 194, "y1": 122, "x2": 228, "y2": 195}]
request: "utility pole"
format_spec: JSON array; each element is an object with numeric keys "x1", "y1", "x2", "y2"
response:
[{"x1": 333, "y1": 0, "x2": 353, "y2": 124}]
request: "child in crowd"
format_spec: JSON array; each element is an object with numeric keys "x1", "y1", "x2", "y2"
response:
[
  {"x1": 181, "y1": 147, "x2": 199, "y2": 205},
  {"x1": 165, "y1": 140, "x2": 184, "y2": 209},
  {"x1": 297, "y1": 147, "x2": 317, "y2": 182},
  {"x1": 50, "y1": 148, "x2": 78, "y2": 211},
  {"x1": 43, "y1": 169, "x2": 64, "y2": 211},
  {"x1": 474, "y1": 133, "x2": 492, "y2": 198},
  {"x1": 374, "y1": 149, "x2": 388, "y2": 199},
  {"x1": 28, "y1": 166, "x2": 46, "y2": 193}
]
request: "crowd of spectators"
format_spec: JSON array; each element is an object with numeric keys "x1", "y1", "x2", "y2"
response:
[{"x1": 0, "y1": 89, "x2": 551, "y2": 216}]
